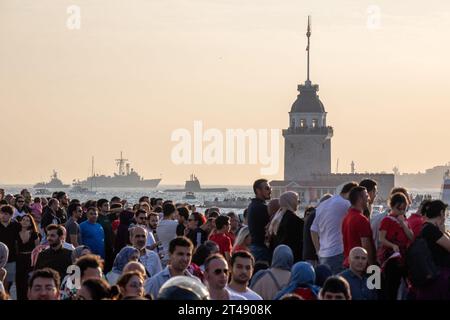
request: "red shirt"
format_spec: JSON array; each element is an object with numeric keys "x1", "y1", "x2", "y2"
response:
[
  {"x1": 407, "y1": 213, "x2": 424, "y2": 239},
  {"x1": 379, "y1": 215, "x2": 411, "y2": 251},
  {"x1": 342, "y1": 208, "x2": 374, "y2": 266},
  {"x1": 209, "y1": 232, "x2": 232, "y2": 256},
  {"x1": 226, "y1": 231, "x2": 236, "y2": 245}
]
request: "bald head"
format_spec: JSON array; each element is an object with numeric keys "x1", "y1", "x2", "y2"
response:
[
  {"x1": 123, "y1": 261, "x2": 146, "y2": 278},
  {"x1": 349, "y1": 247, "x2": 368, "y2": 275},
  {"x1": 130, "y1": 226, "x2": 147, "y2": 250}
]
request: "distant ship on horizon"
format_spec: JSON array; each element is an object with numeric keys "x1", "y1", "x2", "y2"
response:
[
  {"x1": 34, "y1": 170, "x2": 70, "y2": 189},
  {"x1": 165, "y1": 174, "x2": 228, "y2": 193},
  {"x1": 76, "y1": 152, "x2": 161, "y2": 188}
]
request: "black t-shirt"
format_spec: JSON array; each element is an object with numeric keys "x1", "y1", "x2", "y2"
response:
[
  {"x1": 421, "y1": 222, "x2": 450, "y2": 268},
  {"x1": 187, "y1": 228, "x2": 208, "y2": 247},
  {"x1": 247, "y1": 198, "x2": 269, "y2": 247},
  {"x1": 18, "y1": 231, "x2": 39, "y2": 253},
  {"x1": 0, "y1": 221, "x2": 21, "y2": 262},
  {"x1": 176, "y1": 223, "x2": 185, "y2": 236}
]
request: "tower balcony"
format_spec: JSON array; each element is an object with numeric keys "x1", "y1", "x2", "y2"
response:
[{"x1": 283, "y1": 126, "x2": 333, "y2": 137}]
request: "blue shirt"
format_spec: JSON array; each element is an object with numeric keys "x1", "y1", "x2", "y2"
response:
[
  {"x1": 339, "y1": 269, "x2": 378, "y2": 300},
  {"x1": 80, "y1": 221, "x2": 105, "y2": 258},
  {"x1": 144, "y1": 266, "x2": 198, "y2": 299}
]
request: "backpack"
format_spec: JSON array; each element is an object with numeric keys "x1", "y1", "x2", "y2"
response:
[{"x1": 406, "y1": 237, "x2": 440, "y2": 287}]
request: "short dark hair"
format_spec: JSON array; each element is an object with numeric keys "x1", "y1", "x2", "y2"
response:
[
  {"x1": 76, "y1": 254, "x2": 104, "y2": 278},
  {"x1": 320, "y1": 276, "x2": 351, "y2": 300},
  {"x1": 29, "y1": 268, "x2": 60, "y2": 289},
  {"x1": 177, "y1": 207, "x2": 190, "y2": 220},
  {"x1": 67, "y1": 203, "x2": 81, "y2": 217},
  {"x1": 139, "y1": 196, "x2": 149, "y2": 203},
  {"x1": 163, "y1": 203, "x2": 176, "y2": 217},
  {"x1": 231, "y1": 250, "x2": 255, "y2": 268},
  {"x1": 0, "y1": 204, "x2": 14, "y2": 216},
  {"x1": 389, "y1": 192, "x2": 408, "y2": 209},
  {"x1": 359, "y1": 179, "x2": 377, "y2": 193},
  {"x1": 349, "y1": 186, "x2": 367, "y2": 206},
  {"x1": 425, "y1": 200, "x2": 448, "y2": 219},
  {"x1": 243, "y1": 208, "x2": 248, "y2": 219},
  {"x1": 253, "y1": 179, "x2": 268, "y2": 194},
  {"x1": 340, "y1": 182, "x2": 358, "y2": 194},
  {"x1": 418, "y1": 199, "x2": 432, "y2": 216},
  {"x1": 48, "y1": 198, "x2": 59, "y2": 207},
  {"x1": 169, "y1": 236, "x2": 194, "y2": 254},
  {"x1": 154, "y1": 206, "x2": 162, "y2": 213},
  {"x1": 204, "y1": 253, "x2": 226, "y2": 270},
  {"x1": 46, "y1": 224, "x2": 64, "y2": 237},
  {"x1": 111, "y1": 196, "x2": 121, "y2": 203},
  {"x1": 56, "y1": 191, "x2": 66, "y2": 201},
  {"x1": 97, "y1": 199, "x2": 109, "y2": 209},
  {"x1": 135, "y1": 209, "x2": 147, "y2": 218},
  {"x1": 215, "y1": 215, "x2": 230, "y2": 230}
]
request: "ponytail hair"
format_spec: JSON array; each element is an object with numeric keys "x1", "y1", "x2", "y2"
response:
[{"x1": 81, "y1": 278, "x2": 120, "y2": 300}]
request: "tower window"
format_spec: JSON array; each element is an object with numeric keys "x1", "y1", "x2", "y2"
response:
[
  {"x1": 312, "y1": 119, "x2": 318, "y2": 128},
  {"x1": 300, "y1": 119, "x2": 306, "y2": 128}
]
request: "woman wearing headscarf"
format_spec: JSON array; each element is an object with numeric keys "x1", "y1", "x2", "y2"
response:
[
  {"x1": 269, "y1": 191, "x2": 304, "y2": 262},
  {"x1": 0, "y1": 242, "x2": 9, "y2": 284},
  {"x1": 250, "y1": 245, "x2": 293, "y2": 300},
  {"x1": 274, "y1": 261, "x2": 320, "y2": 300},
  {"x1": 106, "y1": 246, "x2": 140, "y2": 285}
]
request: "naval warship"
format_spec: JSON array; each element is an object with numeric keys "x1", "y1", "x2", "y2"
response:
[
  {"x1": 34, "y1": 170, "x2": 69, "y2": 189},
  {"x1": 76, "y1": 153, "x2": 161, "y2": 188}
]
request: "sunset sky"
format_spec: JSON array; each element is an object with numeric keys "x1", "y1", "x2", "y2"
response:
[{"x1": 1, "y1": 0, "x2": 450, "y2": 185}]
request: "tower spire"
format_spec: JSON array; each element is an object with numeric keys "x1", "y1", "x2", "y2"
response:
[{"x1": 306, "y1": 15, "x2": 311, "y2": 85}]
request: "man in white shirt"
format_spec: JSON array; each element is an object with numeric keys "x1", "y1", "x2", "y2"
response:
[
  {"x1": 204, "y1": 254, "x2": 246, "y2": 300},
  {"x1": 310, "y1": 182, "x2": 357, "y2": 274},
  {"x1": 156, "y1": 203, "x2": 179, "y2": 267},
  {"x1": 227, "y1": 251, "x2": 262, "y2": 300}
]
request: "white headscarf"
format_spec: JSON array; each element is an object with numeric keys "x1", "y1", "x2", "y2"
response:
[{"x1": 268, "y1": 191, "x2": 299, "y2": 236}]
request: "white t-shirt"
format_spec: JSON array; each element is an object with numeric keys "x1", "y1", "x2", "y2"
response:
[
  {"x1": 226, "y1": 288, "x2": 247, "y2": 300},
  {"x1": 156, "y1": 219, "x2": 178, "y2": 264},
  {"x1": 370, "y1": 211, "x2": 388, "y2": 250},
  {"x1": 226, "y1": 286, "x2": 262, "y2": 300},
  {"x1": 310, "y1": 195, "x2": 351, "y2": 258}
]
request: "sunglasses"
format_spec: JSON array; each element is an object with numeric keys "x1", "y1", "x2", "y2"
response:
[{"x1": 213, "y1": 268, "x2": 229, "y2": 275}]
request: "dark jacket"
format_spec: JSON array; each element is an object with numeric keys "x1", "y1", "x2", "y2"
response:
[
  {"x1": 275, "y1": 210, "x2": 304, "y2": 263},
  {"x1": 247, "y1": 198, "x2": 269, "y2": 247}
]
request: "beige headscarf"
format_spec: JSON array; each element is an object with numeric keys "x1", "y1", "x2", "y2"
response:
[{"x1": 268, "y1": 191, "x2": 299, "y2": 236}]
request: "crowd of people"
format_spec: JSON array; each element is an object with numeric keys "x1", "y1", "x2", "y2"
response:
[{"x1": 0, "y1": 178, "x2": 449, "y2": 301}]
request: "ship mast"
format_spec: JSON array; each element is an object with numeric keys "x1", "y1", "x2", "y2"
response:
[{"x1": 115, "y1": 151, "x2": 128, "y2": 176}]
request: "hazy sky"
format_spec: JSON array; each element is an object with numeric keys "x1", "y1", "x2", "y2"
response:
[{"x1": 1, "y1": 0, "x2": 450, "y2": 185}]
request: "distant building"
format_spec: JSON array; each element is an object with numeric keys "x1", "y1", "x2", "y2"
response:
[{"x1": 270, "y1": 17, "x2": 394, "y2": 203}]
